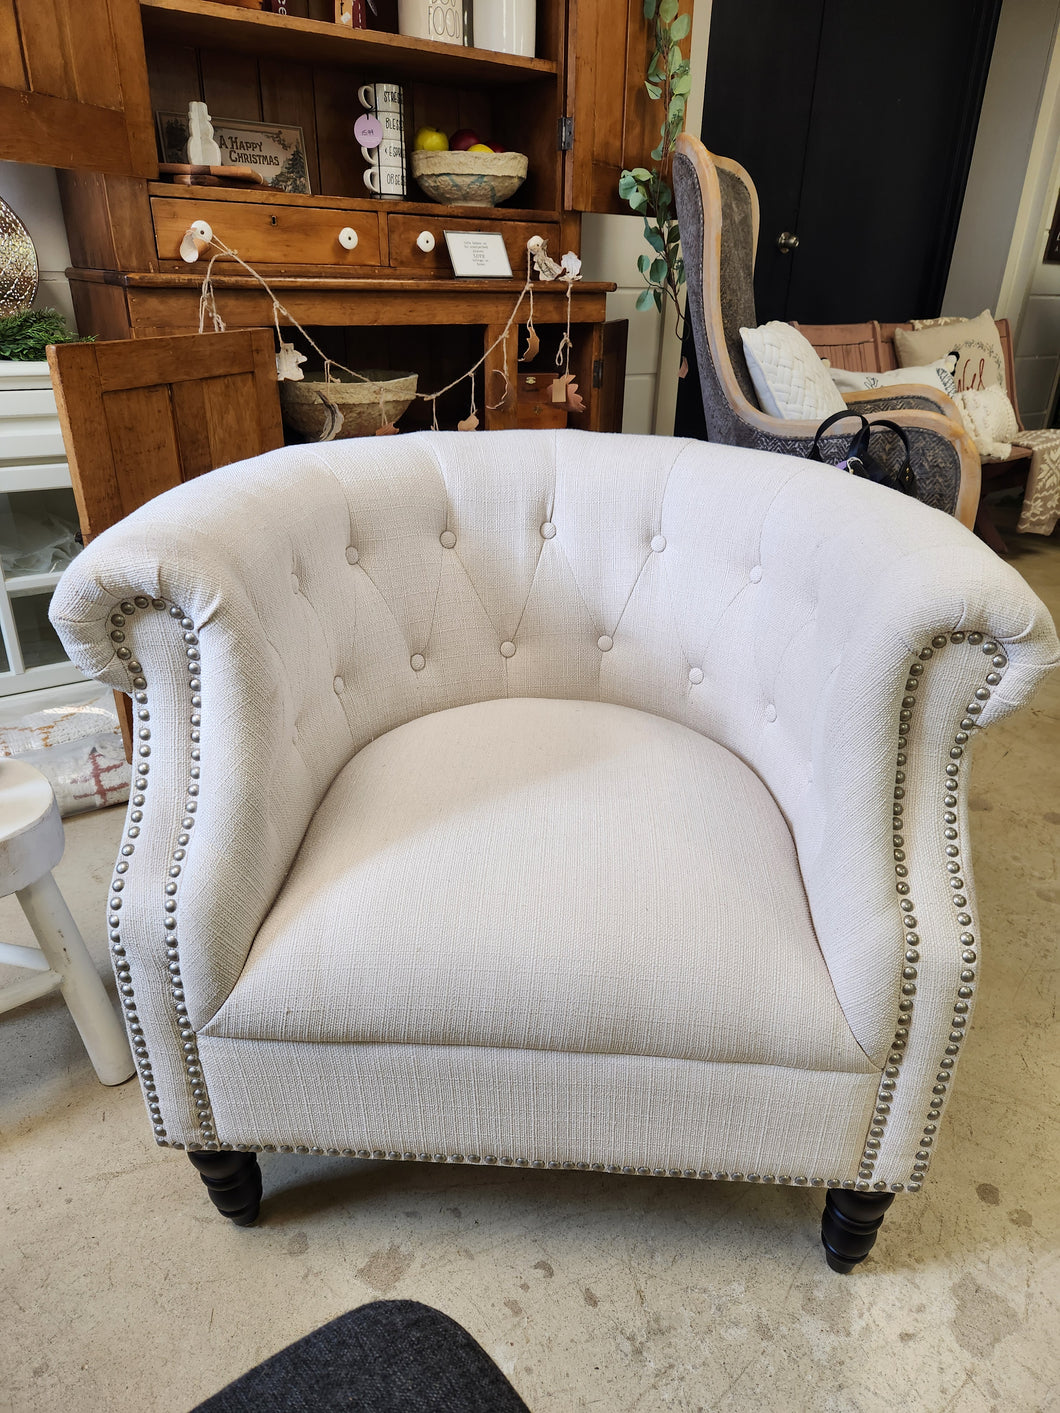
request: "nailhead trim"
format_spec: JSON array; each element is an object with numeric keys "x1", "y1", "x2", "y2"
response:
[
  {"x1": 108, "y1": 598, "x2": 218, "y2": 1148},
  {"x1": 163, "y1": 1144, "x2": 902, "y2": 1190},
  {"x1": 859, "y1": 632, "x2": 1005, "y2": 1190}
]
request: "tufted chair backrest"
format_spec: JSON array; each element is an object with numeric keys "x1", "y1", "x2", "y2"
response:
[{"x1": 52, "y1": 429, "x2": 1058, "y2": 1055}]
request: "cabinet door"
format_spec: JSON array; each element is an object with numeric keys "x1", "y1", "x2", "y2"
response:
[
  {"x1": 47, "y1": 330, "x2": 283, "y2": 543},
  {"x1": 565, "y1": 0, "x2": 693, "y2": 214},
  {"x1": 0, "y1": 0, "x2": 156, "y2": 175}
]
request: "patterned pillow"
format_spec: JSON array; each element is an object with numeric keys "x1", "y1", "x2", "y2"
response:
[
  {"x1": 894, "y1": 310, "x2": 1005, "y2": 392},
  {"x1": 828, "y1": 355, "x2": 958, "y2": 397},
  {"x1": 739, "y1": 321, "x2": 847, "y2": 421}
]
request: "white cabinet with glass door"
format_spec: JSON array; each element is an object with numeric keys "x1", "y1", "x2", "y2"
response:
[{"x1": 0, "y1": 361, "x2": 86, "y2": 695}]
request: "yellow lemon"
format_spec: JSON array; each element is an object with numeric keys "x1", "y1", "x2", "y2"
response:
[{"x1": 467, "y1": 143, "x2": 494, "y2": 153}]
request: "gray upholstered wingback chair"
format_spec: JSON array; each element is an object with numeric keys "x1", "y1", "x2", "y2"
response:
[
  {"x1": 51, "y1": 429, "x2": 1056, "y2": 1271},
  {"x1": 672, "y1": 133, "x2": 982, "y2": 528}
]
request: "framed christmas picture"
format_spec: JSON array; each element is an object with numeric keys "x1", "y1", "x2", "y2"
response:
[{"x1": 156, "y1": 114, "x2": 312, "y2": 193}]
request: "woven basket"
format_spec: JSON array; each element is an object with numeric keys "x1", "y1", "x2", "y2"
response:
[{"x1": 280, "y1": 370, "x2": 418, "y2": 439}]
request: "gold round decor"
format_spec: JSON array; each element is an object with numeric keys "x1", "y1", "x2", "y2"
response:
[{"x1": 0, "y1": 197, "x2": 39, "y2": 315}]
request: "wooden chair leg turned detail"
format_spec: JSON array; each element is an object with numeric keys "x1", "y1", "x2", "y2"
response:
[
  {"x1": 188, "y1": 1151, "x2": 262, "y2": 1226},
  {"x1": 821, "y1": 1189, "x2": 895, "y2": 1272}
]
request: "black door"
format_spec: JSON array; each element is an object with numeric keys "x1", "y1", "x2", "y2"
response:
[{"x1": 697, "y1": 0, "x2": 1001, "y2": 325}]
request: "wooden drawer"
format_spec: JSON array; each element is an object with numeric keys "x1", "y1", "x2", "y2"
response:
[
  {"x1": 151, "y1": 199, "x2": 382, "y2": 268},
  {"x1": 388, "y1": 214, "x2": 559, "y2": 274}
]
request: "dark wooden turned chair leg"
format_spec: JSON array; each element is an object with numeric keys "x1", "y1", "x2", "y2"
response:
[
  {"x1": 188, "y1": 1150, "x2": 262, "y2": 1226},
  {"x1": 821, "y1": 1188, "x2": 895, "y2": 1272}
]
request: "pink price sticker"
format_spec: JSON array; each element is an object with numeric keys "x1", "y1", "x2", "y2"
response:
[{"x1": 354, "y1": 113, "x2": 383, "y2": 148}]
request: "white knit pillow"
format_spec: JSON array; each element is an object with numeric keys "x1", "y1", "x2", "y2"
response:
[
  {"x1": 952, "y1": 385, "x2": 1020, "y2": 460},
  {"x1": 740, "y1": 321, "x2": 847, "y2": 421}
]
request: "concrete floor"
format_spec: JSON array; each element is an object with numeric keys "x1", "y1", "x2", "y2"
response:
[{"x1": 2, "y1": 524, "x2": 1058, "y2": 1413}]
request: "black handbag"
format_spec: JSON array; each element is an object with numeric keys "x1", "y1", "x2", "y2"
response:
[{"x1": 808, "y1": 411, "x2": 917, "y2": 497}]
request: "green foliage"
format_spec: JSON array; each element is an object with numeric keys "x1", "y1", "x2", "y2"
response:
[
  {"x1": 0, "y1": 307, "x2": 90, "y2": 362},
  {"x1": 619, "y1": 0, "x2": 691, "y2": 335}
]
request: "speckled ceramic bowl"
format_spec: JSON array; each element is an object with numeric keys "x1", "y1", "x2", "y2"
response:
[
  {"x1": 410, "y1": 150, "x2": 528, "y2": 207},
  {"x1": 280, "y1": 371, "x2": 417, "y2": 439}
]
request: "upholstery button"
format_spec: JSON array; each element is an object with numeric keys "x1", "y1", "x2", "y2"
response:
[
  {"x1": 500, "y1": 641, "x2": 516, "y2": 658},
  {"x1": 440, "y1": 530, "x2": 456, "y2": 548},
  {"x1": 597, "y1": 635, "x2": 613, "y2": 652},
  {"x1": 291, "y1": 573, "x2": 300, "y2": 591},
  {"x1": 346, "y1": 547, "x2": 359, "y2": 565},
  {"x1": 749, "y1": 564, "x2": 763, "y2": 582},
  {"x1": 765, "y1": 703, "x2": 777, "y2": 722},
  {"x1": 651, "y1": 535, "x2": 667, "y2": 552},
  {"x1": 541, "y1": 521, "x2": 556, "y2": 539},
  {"x1": 689, "y1": 667, "x2": 704, "y2": 685},
  {"x1": 333, "y1": 676, "x2": 344, "y2": 693},
  {"x1": 410, "y1": 653, "x2": 425, "y2": 671}
]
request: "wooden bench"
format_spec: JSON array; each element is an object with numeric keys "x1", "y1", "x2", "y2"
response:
[{"x1": 794, "y1": 318, "x2": 1029, "y2": 554}]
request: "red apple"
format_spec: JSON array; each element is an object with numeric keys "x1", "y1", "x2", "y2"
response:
[{"x1": 450, "y1": 128, "x2": 481, "y2": 151}]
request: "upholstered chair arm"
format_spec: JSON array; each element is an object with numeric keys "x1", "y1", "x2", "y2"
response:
[
  {"x1": 743, "y1": 403, "x2": 981, "y2": 529},
  {"x1": 843, "y1": 384, "x2": 961, "y2": 420},
  {"x1": 704, "y1": 458, "x2": 1055, "y2": 1187},
  {"x1": 49, "y1": 451, "x2": 374, "y2": 1062}
]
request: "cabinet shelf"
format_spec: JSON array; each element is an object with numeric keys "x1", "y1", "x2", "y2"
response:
[{"x1": 140, "y1": 0, "x2": 559, "y2": 85}]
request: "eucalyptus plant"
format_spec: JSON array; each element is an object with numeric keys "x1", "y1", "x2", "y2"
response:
[{"x1": 618, "y1": 0, "x2": 692, "y2": 335}]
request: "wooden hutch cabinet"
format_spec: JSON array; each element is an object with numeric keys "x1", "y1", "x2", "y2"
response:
[{"x1": 2, "y1": 0, "x2": 685, "y2": 433}]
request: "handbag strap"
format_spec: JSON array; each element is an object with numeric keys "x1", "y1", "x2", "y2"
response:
[
  {"x1": 808, "y1": 410, "x2": 870, "y2": 464},
  {"x1": 862, "y1": 419, "x2": 916, "y2": 496}
]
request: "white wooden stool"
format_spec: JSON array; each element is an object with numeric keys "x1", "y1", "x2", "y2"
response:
[{"x1": 0, "y1": 757, "x2": 133, "y2": 1085}]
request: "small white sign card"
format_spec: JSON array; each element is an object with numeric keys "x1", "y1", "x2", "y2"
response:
[{"x1": 443, "y1": 231, "x2": 514, "y2": 278}]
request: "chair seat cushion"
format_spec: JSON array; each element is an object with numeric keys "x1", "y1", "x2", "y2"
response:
[{"x1": 203, "y1": 698, "x2": 874, "y2": 1075}]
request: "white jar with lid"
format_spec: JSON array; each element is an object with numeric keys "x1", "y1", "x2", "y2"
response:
[{"x1": 474, "y1": 0, "x2": 536, "y2": 57}]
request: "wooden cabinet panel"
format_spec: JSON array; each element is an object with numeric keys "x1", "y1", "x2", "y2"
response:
[
  {"x1": 0, "y1": 0, "x2": 156, "y2": 175},
  {"x1": 566, "y1": 0, "x2": 693, "y2": 214},
  {"x1": 151, "y1": 199, "x2": 383, "y2": 267},
  {"x1": 47, "y1": 330, "x2": 282, "y2": 543},
  {"x1": 387, "y1": 215, "x2": 559, "y2": 274}
]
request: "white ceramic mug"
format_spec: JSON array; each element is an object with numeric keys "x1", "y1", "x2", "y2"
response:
[
  {"x1": 398, "y1": 0, "x2": 463, "y2": 43},
  {"x1": 363, "y1": 152, "x2": 407, "y2": 199},
  {"x1": 475, "y1": 0, "x2": 536, "y2": 56},
  {"x1": 358, "y1": 81, "x2": 404, "y2": 112},
  {"x1": 361, "y1": 137, "x2": 405, "y2": 167}
]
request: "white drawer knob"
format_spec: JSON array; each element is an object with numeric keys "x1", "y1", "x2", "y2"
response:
[
  {"x1": 338, "y1": 226, "x2": 359, "y2": 250},
  {"x1": 416, "y1": 230, "x2": 436, "y2": 253}
]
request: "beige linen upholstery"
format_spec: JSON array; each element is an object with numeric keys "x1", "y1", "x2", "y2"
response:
[
  {"x1": 204, "y1": 697, "x2": 874, "y2": 1074},
  {"x1": 51, "y1": 430, "x2": 1058, "y2": 1195}
]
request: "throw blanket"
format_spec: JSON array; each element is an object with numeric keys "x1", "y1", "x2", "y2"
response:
[
  {"x1": 950, "y1": 387, "x2": 1060, "y2": 536},
  {"x1": 1014, "y1": 429, "x2": 1060, "y2": 535}
]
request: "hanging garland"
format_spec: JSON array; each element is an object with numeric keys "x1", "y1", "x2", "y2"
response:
[{"x1": 187, "y1": 225, "x2": 584, "y2": 436}]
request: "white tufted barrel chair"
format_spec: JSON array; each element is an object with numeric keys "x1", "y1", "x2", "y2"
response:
[{"x1": 50, "y1": 430, "x2": 1057, "y2": 1271}]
